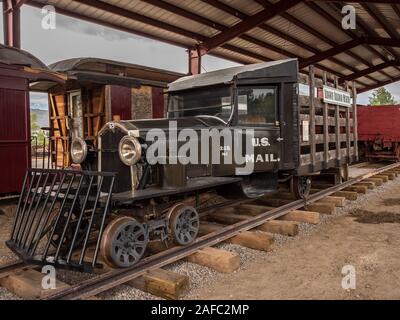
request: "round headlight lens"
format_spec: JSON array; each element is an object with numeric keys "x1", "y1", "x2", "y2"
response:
[
  {"x1": 119, "y1": 136, "x2": 142, "y2": 166},
  {"x1": 70, "y1": 137, "x2": 88, "y2": 164}
]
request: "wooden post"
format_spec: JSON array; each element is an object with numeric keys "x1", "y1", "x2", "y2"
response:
[
  {"x1": 334, "y1": 76, "x2": 341, "y2": 163},
  {"x1": 352, "y1": 81, "x2": 358, "y2": 160},
  {"x1": 345, "y1": 81, "x2": 351, "y2": 161},
  {"x1": 322, "y1": 71, "x2": 329, "y2": 167},
  {"x1": 309, "y1": 65, "x2": 316, "y2": 170}
]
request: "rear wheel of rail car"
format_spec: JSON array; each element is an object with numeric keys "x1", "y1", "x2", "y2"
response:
[
  {"x1": 101, "y1": 217, "x2": 148, "y2": 268},
  {"x1": 168, "y1": 204, "x2": 199, "y2": 245},
  {"x1": 293, "y1": 176, "x2": 311, "y2": 199}
]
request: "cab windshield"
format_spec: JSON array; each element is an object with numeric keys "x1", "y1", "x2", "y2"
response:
[{"x1": 167, "y1": 86, "x2": 233, "y2": 121}]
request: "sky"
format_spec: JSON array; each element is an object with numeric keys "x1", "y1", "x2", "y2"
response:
[{"x1": 1, "y1": 4, "x2": 399, "y2": 109}]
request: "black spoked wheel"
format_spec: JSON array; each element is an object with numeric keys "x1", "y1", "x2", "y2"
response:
[
  {"x1": 169, "y1": 204, "x2": 199, "y2": 245},
  {"x1": 293, "y1": 175, "x2": 311, "y2": 199},
  {"x1": 100, "y1": 216, "x2": 148, "y2": 268}
]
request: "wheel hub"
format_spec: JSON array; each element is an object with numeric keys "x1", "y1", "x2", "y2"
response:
[
  {"x1": 100, "y1": 216, "x2": 148, "y2": 268},
  {"x1": 169, "y1": 204, "x2": 199, "y2": 245}
]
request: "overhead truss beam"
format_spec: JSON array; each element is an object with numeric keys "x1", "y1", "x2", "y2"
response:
[
  {"x1": 197, "y1": 0, "x2": 302, "y2": 54},
  {"x1": 340, "y1": 60, "x2": 400, "y2": 82},
  {"x1": 358, "y1": 75, "x2": 400, "y2": 93},
  {"x1": 311, "y1": 0, "x2": 400, "y2": 3}
]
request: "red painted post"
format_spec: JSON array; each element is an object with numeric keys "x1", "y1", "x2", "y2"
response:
[
  {"x1": 3, "y1": 0, "x2": 21, "y2": 48},
  {"x1": 188, "y1": 47, "x2": 201, "y2": 75}
]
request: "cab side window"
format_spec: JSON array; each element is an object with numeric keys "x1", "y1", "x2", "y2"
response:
[{"x1": 237, "y1": 87, "x2": 278, "y2": 125}]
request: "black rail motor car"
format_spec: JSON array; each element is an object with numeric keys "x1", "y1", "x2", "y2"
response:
[{"x1": 7, "y1": 59, "x2": 357, "y2": 271}]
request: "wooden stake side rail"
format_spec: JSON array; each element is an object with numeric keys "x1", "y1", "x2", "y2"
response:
[{"x1": 299, "y1": 66, "x2": 356, "y2": 170}]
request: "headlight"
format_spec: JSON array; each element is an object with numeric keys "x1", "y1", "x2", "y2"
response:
[
  {"x1": 70, "y1": 137, "x2": 88, "y2": 164},
  {"x1": 119, "y1": 135, "x2": 142, "y2": 166}
]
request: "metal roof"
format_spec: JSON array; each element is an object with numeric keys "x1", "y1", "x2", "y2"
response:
[
  {"x1": 49, "y1": 57, "x2": 184, "y2": 87},
  {"x1": 0, "y1": 44, "x2": 66, "y2": 86},
  {"x1": 0, "y1": 44, "x2": 48, "y2": 69},
  {"x1": 168, "y1": 58, "x2": 296, "y2": 91},
  {"x1": 27, "y1": 0, "x2": 400, "y2": 93}
]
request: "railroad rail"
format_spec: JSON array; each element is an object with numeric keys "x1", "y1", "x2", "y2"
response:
[{"x1": 38, "y1": 161, "x2": 400, "y2": 300}]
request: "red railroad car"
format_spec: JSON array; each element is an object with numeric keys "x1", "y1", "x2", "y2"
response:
[
  {"x1": 358, "y1": 105, "x2": 400, "y2": 161},
  {"x1": 0, "y1": 45, "x2": 64, "y2": 197}
]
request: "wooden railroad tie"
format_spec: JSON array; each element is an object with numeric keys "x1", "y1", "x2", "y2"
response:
[
  {"x1": 200, "y1": 222, "x2": 274, "y2": 252},
  {"x1": 343, "y1": 185, "x2": 368, "y2": 194},
  {"x1": 91, "y1": 255, "x2": 188, "y2": 300},
  {"x1": 353, "y1": 182, "x2": 375, "y2": 189},
  {"x1": 258, "y1": 220, "x2": 299, "y2": 236},
  {"x1": 311, "y1": 189, "x2": 358, "y2": 201},
  {"x1": 279, "y1": 210, "x2": 320, "y2": 224},
  {"x1": 332, "y1": 190, "x2": 358, "y2": 201},
  {"x1": 186, "y1": 247, "x2": 240, "y2": 273},
  {"x1": 0, "y1": 268, "x2": 69, "y2": 299},
  {"x1": 317, "y1": 195, "x2": 346, "y2": 207},
  {"x1": 363, "y1": 178, "x2": 383, "y2": 186},
  {"x1": 379, "y1": 172, "x2": 395, "y2": 180},
  {"x1": 372, "y1": 174, "x2": 389, "y2": 182},
  {"x1": 126, "y1": 269, "x2": 189, "y2": 300}
]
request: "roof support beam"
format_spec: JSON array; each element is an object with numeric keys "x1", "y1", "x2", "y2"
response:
[
  {"x1": 3, "y1": 0, "x2": 21, "y2": 48},
  {"x1": 255, "y1": 0, "x2": 380, "y2": 84},
  {"x1": 201, "y1": 0, "x2": 371, "y2": 82},
  {"x1": 197, "y1": 0, "x2": 302, "y2": 53},
  {"x1": 26, "y1": 1, "x2": 273, "y2": 71},
  {"x1": 361, "y1": 2, "x2": 400, "y2": 62},
  {"x1": 305, "y1": 1, "x2": 394, "y2": 81},
  {"x1": 300, "y1": 38, "x2": 364, "y2": 68},
  {"x1": 300, "y1": 37, "x2": 400, "y2": 68},
  {"x1": 74, "y1": 0, "x2": 206, "y2": 41},
  {"x1": 340, "y1": 61, "x2": 400, "y2": 82},
  {"x1": 358, "y1": 75, "x2": 400, "y2": 94},
  {"x1": 312, "y1": 0, "x2": 400, "y2": 3},
  {"x1": 366, "y1": 37, "x2": 400, "y2": 47},
  {"x1": 15, "y1": 0, "x2": 30, "y2": 9}
]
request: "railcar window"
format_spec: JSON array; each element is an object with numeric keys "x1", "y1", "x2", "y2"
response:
[
  {"x1": 168, "y1": 86, "x2": 232, "y2": 121},
  {"x1": 237, "y1": 87, "x2": 278, "y2": 125}
]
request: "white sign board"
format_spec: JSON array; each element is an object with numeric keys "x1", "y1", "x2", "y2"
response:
[
  {"x1": 322, "y1": 86, "x2": 351, "y2": 107},
  {"x1": 302, "y1": 120, "x2": 309, "y2": 142}
]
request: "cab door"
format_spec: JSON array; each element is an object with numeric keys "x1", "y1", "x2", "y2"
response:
[
  {"x1": 235, "y1": 85, "x2": 281, "y2": 173},
  {"x1": 278, "y1": 82, "x2": 298, "y2": 170}
]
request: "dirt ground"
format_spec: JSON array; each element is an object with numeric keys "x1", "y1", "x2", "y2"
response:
[{"x1": 191, "y1": 178, "x2": 400, "y2": 300}]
